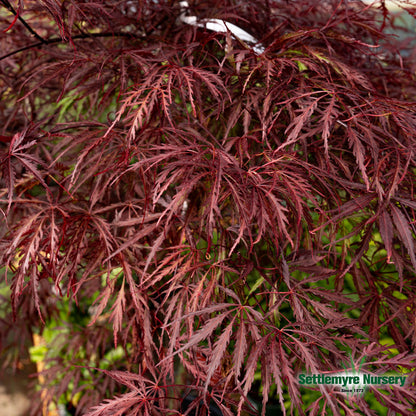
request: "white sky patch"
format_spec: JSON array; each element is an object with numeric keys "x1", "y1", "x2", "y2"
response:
[{"x1": 178, "y1": 1, "x2": 264, "y2": 54}]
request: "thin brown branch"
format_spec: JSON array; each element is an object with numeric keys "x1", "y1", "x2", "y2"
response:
[
  {"x1": 1, "y1": 0, "x2": 46, "y2": 43},
  {"x1": 0, "y1": 31, "x2": 145, "y2": 62}
]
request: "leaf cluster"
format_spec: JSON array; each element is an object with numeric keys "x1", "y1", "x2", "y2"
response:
[{"x1": 1, "y1": 0, "x2": 416, "y2": 415}]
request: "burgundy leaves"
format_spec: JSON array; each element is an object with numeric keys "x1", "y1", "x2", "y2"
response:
[
  {"x1": 1, "y1": 1, "x2": 416, "y2": 416},
  {"x1": 0, "y1": 128, "x2": 51, "y2": 211},
  {"x1": 110, "y1": 62, "x2": 229, "y2": 141}
]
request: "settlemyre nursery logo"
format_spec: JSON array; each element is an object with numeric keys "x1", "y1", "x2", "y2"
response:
[{"x1": 298, "y1": 354, "x2": 407, "y2": 397}]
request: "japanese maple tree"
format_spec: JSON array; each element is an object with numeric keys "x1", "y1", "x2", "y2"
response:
[{"x1": 1, "y1": 0, "x2": 416, "y2": 415}]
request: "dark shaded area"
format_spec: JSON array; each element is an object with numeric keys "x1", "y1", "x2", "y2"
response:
[{"x1": 181, "y1": 393, "x2": 224, "y2": 416}]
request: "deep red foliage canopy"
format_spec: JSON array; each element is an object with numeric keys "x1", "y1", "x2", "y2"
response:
[{"x1": 1, "y1": 0, "x2": 416, "y2": 415}]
